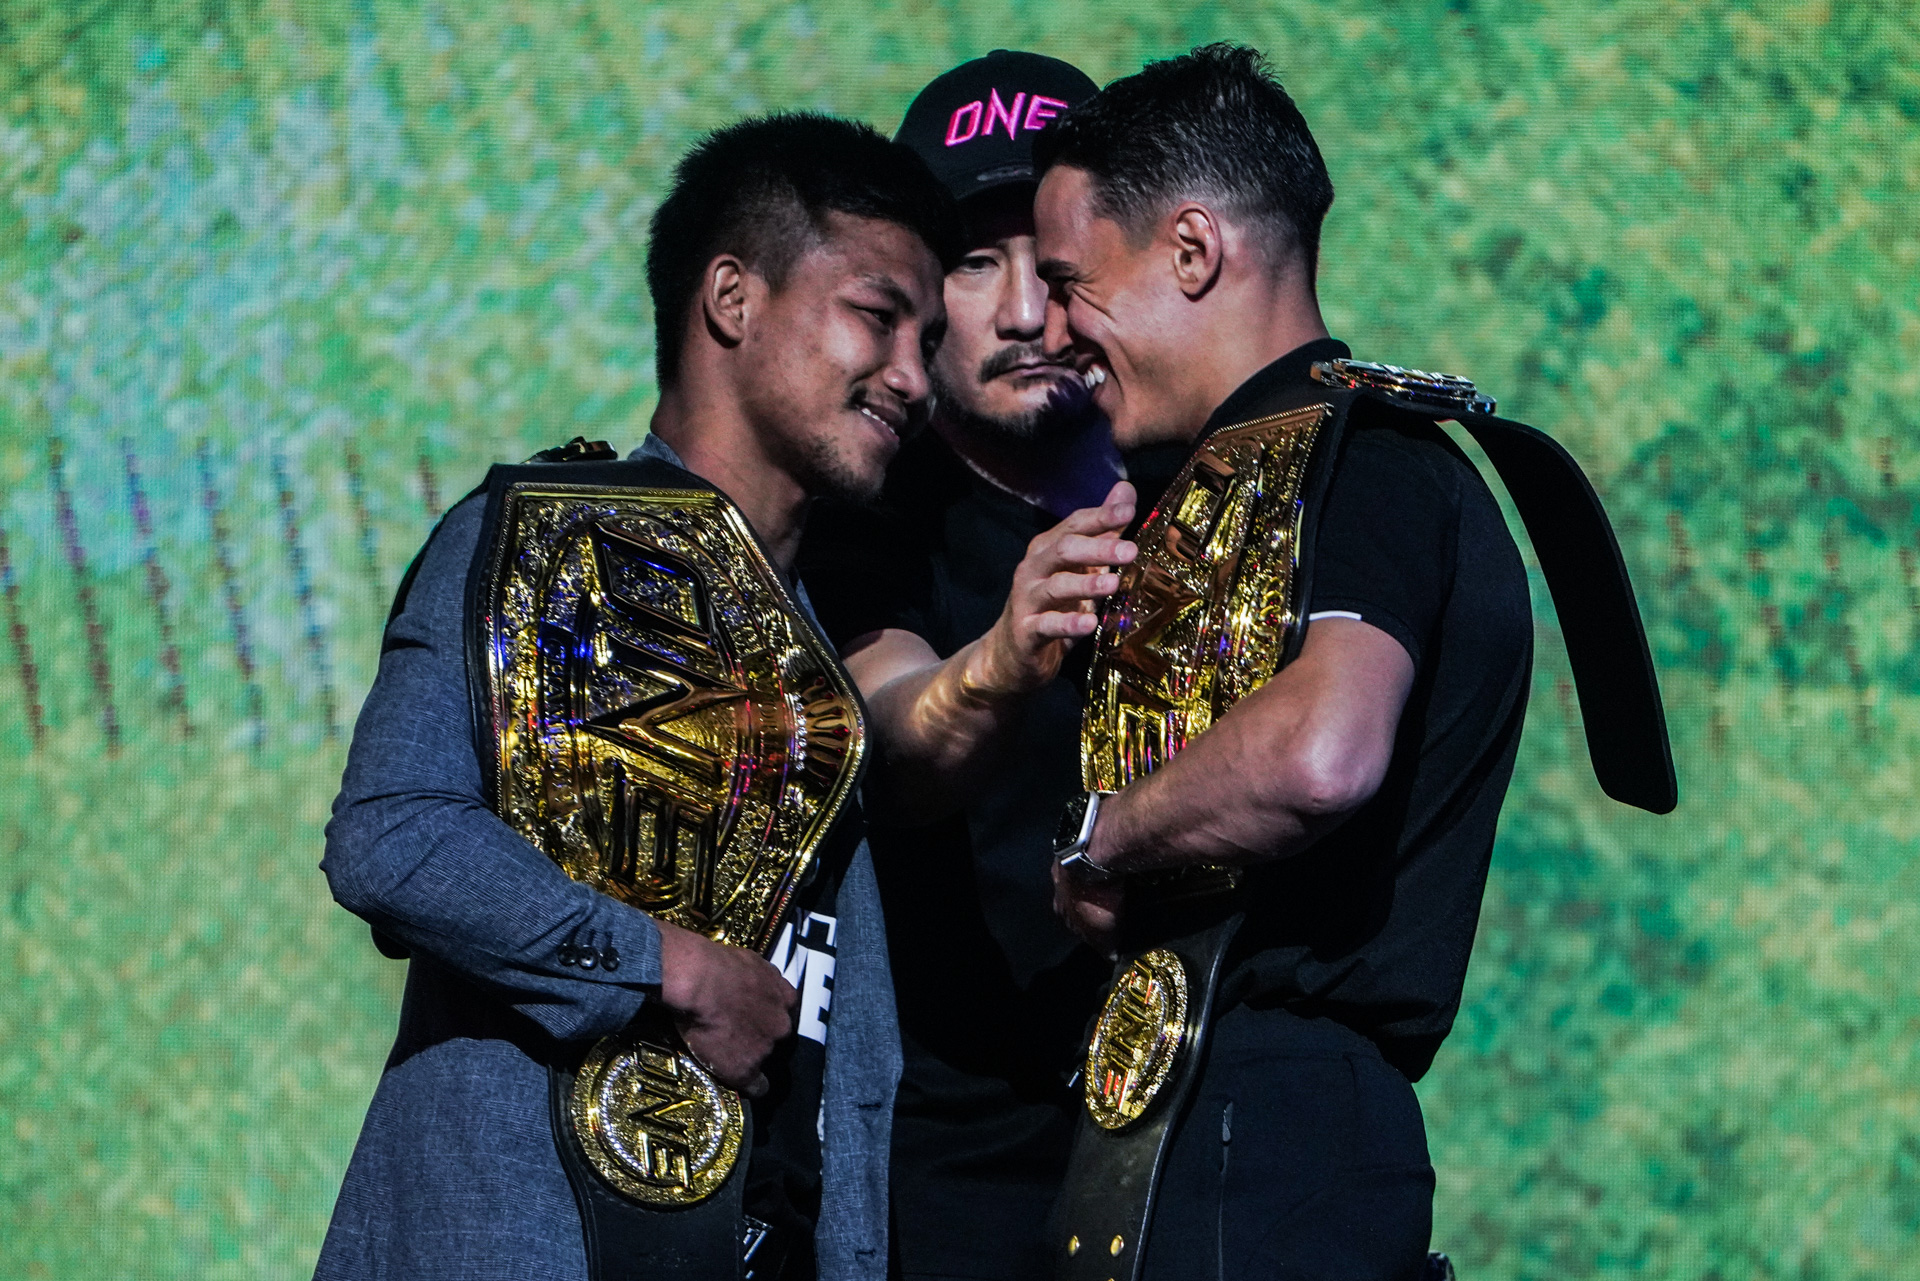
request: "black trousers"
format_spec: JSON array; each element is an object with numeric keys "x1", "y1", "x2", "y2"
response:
[{"x1": 1139, "y1": 1005, "x2": 1434, "y2": 1281}]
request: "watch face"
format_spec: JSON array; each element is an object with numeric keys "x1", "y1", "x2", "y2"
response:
[{"x1": 1054, "y1": 792, "x2": 1092, "y2": 853}]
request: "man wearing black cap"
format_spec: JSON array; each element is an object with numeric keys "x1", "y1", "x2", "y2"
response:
[{"x1": 798, "y1": 50, "x2": 1142, "y2": 1281}]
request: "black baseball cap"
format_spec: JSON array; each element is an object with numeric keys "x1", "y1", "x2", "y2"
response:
[{"x1": 895, "y1": 50, "x2": 1099, "y2": 201}]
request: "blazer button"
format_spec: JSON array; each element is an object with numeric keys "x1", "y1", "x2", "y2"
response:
[
  {"x1": 578, "y1": 948, "x2": 598, "y2": 970},
  {"x1": 602, "y1": 944, "x2": 620, "y2": 972},
  {"x1": 558, "y1": 943, "x2": 576, "y2": 966}
]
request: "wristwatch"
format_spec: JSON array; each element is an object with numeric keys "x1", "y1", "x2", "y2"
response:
[{"x1": 1053, "y1": 790, "x2": 1118, "y2": 881}]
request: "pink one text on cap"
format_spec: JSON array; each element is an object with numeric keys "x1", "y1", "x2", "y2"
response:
[{"x1": 944, "y1": 89, "x2": 1071, "y2": 146}]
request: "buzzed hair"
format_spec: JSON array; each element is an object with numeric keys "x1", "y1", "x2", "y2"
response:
[
  {"x1": 1032, "y1": 44, "x2": 1334, "y2": 280},
  {"x1": 647, "y1": 113, "x2": 961, "y2": 386}
]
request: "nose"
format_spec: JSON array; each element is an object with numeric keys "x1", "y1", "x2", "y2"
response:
[
  {"x1": 996, "y1": 261, "x2": 1048, "y2": 341},
  {"x1": 881, "y1": 326, "x2": 933, "y2": 407}
]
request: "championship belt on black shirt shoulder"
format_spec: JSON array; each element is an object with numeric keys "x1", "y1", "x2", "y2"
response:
[
  {"x1": 475, "y1": 477, "x2": 863, "y2": 1277},
  {"x1": 1051, "y1": 365, "x2": 1500, "y2": 1281},
  {"x1": 1052, "y1": 358, "x2": 1675, "y2": 1281}
]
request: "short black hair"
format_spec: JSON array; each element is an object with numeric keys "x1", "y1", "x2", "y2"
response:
[
  {"x1": 1033, "y1": 44, "x2": 1334, "y2": 279},
  {"x1": 647, "y1": 113, "x2": 961, "y2": 386}
]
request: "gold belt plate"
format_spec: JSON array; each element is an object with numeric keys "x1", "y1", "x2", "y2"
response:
[
  {"x1": 1084, "y1": 949, "x2": 1191, "y2": 1131},
  {"x1": 1082, "y1": 402, "x2": 1332, "y2": 793},
  {"x1": 480, "y1": 483, "x2": 866, "y2": 1206}
]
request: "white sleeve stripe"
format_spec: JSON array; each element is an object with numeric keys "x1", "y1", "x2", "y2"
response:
[{"x1": 1307, "y1": 609, "x2": 1364, "y2": 622}]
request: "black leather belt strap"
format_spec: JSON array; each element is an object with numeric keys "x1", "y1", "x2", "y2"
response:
[
  {"x1": 1448, "y1": 407, "x2": 1676, "y2": 814},
  {"x1": 1049, "y1": 909, "x2": 1243, "y2": 1281},
  {"x1": 549, "y1": 1051, "x2": 747, "y2": 1281}
]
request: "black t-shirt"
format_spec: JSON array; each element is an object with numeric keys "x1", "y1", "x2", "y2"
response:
[
  {"x1": 1203, "y1": 339, "x2": 1534, "y2": 1081},
  {"x1": 799, "y1": 432, "x2": 1179, "y2": 1281}
]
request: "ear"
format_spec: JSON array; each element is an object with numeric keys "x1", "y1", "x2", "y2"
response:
[
  {"x1": 700, "y1": 254, "x2": 755, "y2": 347},
  {"x1": 1168, "y1": 203, "x2": 1224, "y2": 300}
]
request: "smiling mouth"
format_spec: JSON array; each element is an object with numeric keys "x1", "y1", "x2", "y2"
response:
[
  {"x1": 1083, "y1": 364, "x2": 1110, "y2": 389},
  {"x1": 856, "y1": 402, "x2": 903, "y2": 438}
]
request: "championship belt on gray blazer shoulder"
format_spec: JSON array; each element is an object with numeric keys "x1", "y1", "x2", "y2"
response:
[{"x1": 477, "y1": 483, "x2": 865, "y2": 1279}]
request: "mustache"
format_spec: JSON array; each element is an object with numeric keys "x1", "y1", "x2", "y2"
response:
[{"x1": 977, "y1": 342, "x2": 1076, "y2": 383}]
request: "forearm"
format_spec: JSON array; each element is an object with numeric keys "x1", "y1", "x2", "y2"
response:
[
  {"x1": 1086, "y1": 693, "x2": 1332, "y2": 873},
  {"x1": 862, "y1": 635, "x2": 1026, "y2": 817},
  {"x1": 1084, "y1": 618, "x2": 1413, "y2": 874},
  {"x1": 325, "y1": 795, "x2": 663, "y2": 1037},
  {"x1": 847, "y1": 481, "x2": 1139, "y2": 818}
]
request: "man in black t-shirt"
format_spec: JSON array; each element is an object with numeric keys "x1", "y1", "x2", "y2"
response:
[
  {"x1": 1024, "y1": 47, "x2": 1532, "y2": 1280},
  {"x1": 799, "y1": 52, "x2": 1146, "y2": 1281}
]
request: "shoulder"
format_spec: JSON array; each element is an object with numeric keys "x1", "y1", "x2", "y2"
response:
[
  {"x1": 1335, "y1": 414, "x2": 1527, "y2": 608},
  {"x1": 379, "y1": 490, "x2": 489, "y2": 642},
  {"x1": 1330, "y1": 415, "x2": 1474, "y2": 517},
  {"x1": 478, "y1": 453, "x2": 709, "y2": 496},
  {"x1": 389, "y1": 445, "x2": 704, "y2": 626}
]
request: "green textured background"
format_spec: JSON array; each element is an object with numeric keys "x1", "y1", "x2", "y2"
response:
[{"x1": 3, "y1": 1, "x2": 1917, "y2": 1275}]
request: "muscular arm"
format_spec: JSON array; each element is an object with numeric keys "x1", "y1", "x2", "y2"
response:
[
  {"x1": 1054, "y1": 617, "x2": 1414, "y2": 953},
  {"x1": 844, "y1": 482, "x2": 1136, "y2": 818},
  {"x1": 841, "y1": 627, "x2": 1000, "y2": 818},
  {"x1": 1091, "y1": 617, "x2": 1415, "y2": 872}
]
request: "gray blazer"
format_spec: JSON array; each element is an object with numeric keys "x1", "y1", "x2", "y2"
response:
[{"x1": 314, "y1": 439, "x2": 900, "y2": 1281}]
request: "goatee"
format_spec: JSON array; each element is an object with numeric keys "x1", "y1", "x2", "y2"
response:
[{"x1": 932, "y1": 347, "x2": 1098, "y2": 446}]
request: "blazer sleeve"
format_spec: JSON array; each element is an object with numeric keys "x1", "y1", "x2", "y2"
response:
[{"x1": 320, "y1": 493, "x2": 663, "y2": 1042}]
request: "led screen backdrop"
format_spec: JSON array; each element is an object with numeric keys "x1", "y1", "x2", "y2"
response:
[{"x1": 2, "y1": 1, "x2": 1916, "y2": 1276}]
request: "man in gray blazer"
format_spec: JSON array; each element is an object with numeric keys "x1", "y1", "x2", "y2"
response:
[{"x1": 314, "y1": 114, "x2": 958, "y2": 1281}]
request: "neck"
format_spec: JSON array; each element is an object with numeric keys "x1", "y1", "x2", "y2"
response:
[
  {"x1": 1180, "y1": 278, "x2": 1330, "y2": 441},
  {"x1": 649, "y1": 382, "x2": 811, "y2": 574},
  {"x1": 932, "y1": 408, "x2": 1122, "y2": 517}
]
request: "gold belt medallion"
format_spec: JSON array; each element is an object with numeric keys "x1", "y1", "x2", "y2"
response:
[
  {"x1": 480, "y1": 483, "x2": 865, "y2": 1206},
  {"x1": 569, "y1": 1033, "x2": 747, "y2": 1204},
  {"x1": 1079, "y1": 404, "x2": 1333, "y2": 1126},
  {"x1": 1084, "y1": 949, "x2": 1190, "y2": 1131}
]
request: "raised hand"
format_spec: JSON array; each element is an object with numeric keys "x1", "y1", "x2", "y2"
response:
[
  {"x1": 965, "y1": 481, "x2": 1138, "y2": 697},
  {"x1": 654, "y1": 919, "x2": 799, "y2": 1097}
]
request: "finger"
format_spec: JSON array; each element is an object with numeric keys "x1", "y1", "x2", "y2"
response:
[
  {"x1": 1050, "y1": 491, "x2": 1137, "y2": 538},
  {"x1": 758, "y1": 957, "x2": 800, "y2": 1004},
  {"x1": 1037, "y1": 569, "x2": 1121, "y2": 605},
  {"x1": 1031, "y1": 610, "x2": 1101, "y2": 640},
  {"x1": 1052, "y1": 533, "x2": 1138, "y2": 568}
]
